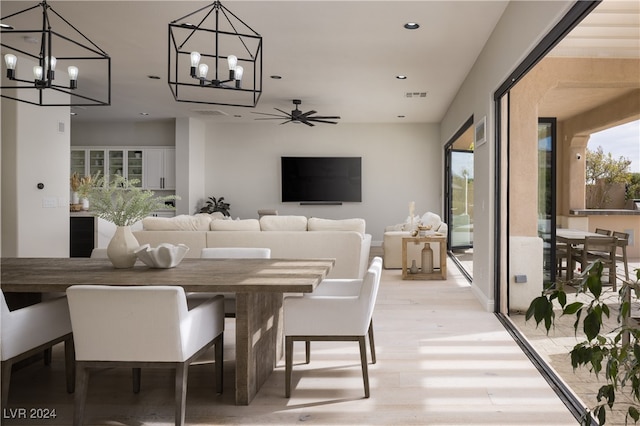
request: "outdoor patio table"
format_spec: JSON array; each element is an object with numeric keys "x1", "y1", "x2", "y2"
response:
[{"x1": 556, "y1": 228, "x2": 604, "y2": 280}]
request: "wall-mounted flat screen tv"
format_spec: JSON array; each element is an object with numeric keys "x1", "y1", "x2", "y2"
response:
[{"x1": 281, "y1": 156, "x2": 362, "y2": 203}]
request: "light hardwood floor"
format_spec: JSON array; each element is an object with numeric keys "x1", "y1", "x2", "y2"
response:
[{"x1": 4, "y1": 257, "x2": 578, "y2": 425}]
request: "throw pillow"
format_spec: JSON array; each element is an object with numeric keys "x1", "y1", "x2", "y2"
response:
[
  {"x1": 259, "y1": 215, "x2": 308, "y2": 231},
  {"x1": 308, "y1": 217, "x2": 366, "y2": 234},
  {"x1": 210, "y1": 219, "x2": 260, "y2": 231}
]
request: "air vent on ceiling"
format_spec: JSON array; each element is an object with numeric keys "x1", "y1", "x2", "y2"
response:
[
  {"x1": 405, "y1": 92, "x2": 428, "y2": 98},
  {"x1": 192, "y1": 109, "x2": 229, "y2": 116}
]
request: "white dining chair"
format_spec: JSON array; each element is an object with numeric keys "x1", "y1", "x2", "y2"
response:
[
  {"x1": 283, "y1": 256, "x2": 383, "y2": 398},
  {"x1": 1, "y1": 292, "x2": 75, "y2": 408},
  {"x1": 66, "y1": 285, "x2": 224, "y2": 426},
  {"x1": 192, "y1": 247, "x2": 272, "y2": 317}
]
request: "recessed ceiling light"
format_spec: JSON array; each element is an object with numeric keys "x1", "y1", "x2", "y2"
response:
[
  {"x1": 404, "y1": 22, "x2": 419, "y2": 30},
  {"x1": 270, "y1": 75, "x2": 282, "y2": 79},
  {"x1": 234, "y1": 114, "x2": 242, "y2": 118},
  {"x1": 397, "y1": 115, "x2": 406, "y2": 119},
  {"x1": 140, "y1": 112, "x2": 149, "y2": 116},
  {"x1": 147, "y1": 75, "x2": 161, "y2": 80},
  {"x1": 0, "y1": 23, "x2": 14, "y2": 30},
  {"x1": 396, "y1": 75, "x2": 407, "y2": 80},
  {"x1": 70, "y1": 112, "x2": 77, "y2": 116}
]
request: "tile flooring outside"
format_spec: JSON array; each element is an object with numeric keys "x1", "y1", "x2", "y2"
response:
[
  {"x1": 3, "y1": 255, "x2": 579, "y2": 425},
  {"x1": 512, "y1": 258, "x2": 640, "y2": 426}
]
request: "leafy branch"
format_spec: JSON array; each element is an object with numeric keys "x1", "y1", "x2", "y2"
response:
[{"x1": 526, "y1": 261, "x2": 640, "y2": 425}]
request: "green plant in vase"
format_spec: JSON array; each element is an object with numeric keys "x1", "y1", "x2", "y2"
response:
[
  {"x1": 527, "y1": 261, "x2": 640, "y2": 425},
  {"x1": 85, "y1": 175, "x2": 178, "y2": 268}
]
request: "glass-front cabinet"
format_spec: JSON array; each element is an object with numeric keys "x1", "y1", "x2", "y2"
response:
[
  {"x1": 70, "y1": 150, "x2": 86, "y2": 176},
  {"x1": 71, "y1": 147, "x2": 175, "y2": 190},
  {"x1": 127, "y1": 150, "x2": 144, "y2": 187},
  {"x1": 88, "y1": 150, "x2": 105, "y2": 177}
]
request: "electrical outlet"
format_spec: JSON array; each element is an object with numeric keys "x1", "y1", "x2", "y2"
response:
[{"x1": 515, "y1": 274, "x2": 527, "y2": 283}]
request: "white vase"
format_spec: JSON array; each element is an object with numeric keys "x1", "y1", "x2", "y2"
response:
[
  {"x1": 107, "y1": 226, "x2": 139, "y2": 268},
  {"x1": 81, "y1": 198, "x2": 89, "y2": 210},
  {"x1": 71, "y1": 192, "x2": 80, "y2": 204}
]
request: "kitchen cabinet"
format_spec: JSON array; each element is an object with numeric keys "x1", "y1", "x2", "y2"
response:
[
  {"x1": 71, "y1": 147, "x2": 171, "y2": 190},
  {"x1": 144, "y1": 148, "x2": 175, "y2": 190}
]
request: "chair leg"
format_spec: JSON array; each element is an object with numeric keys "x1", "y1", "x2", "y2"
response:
[
  {"x1": 305, "y1": 340, "x2": 310, "y2": 364},
  {"x1": 132, "y1": 368, "x2": 141, "y2": 393},
  {"x1": 285, "y1": 336, "x2": 293, "y2": 398},
  {"x1": 214, "y1": 333, "x2": 223, "y2": 394},
  {"x1": 65, "y1": 338, "x2": 76, "y2": 393},
  {"x1": 175, "y1": 363, "x2": 188, "y2": 426},
  {"x1": 358, "y1": 336, "x2": 370, "y2": 398},
  {"x1": 368, "y1": 319, "x2": 376, "y2": 364},
  {"x1": 622, "y1": 247, "x2": 629, "y2": 281},
  {"x1": 74, "y1": 363, "x2": 89, "y2": 426},
  {"x1": 1, "y1": 360, "x2": 12, "y2": 408}
]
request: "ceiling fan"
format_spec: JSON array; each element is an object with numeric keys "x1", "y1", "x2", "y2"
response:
[{"x1": 253, "y1": 99, "x2": 340, "y2": 126}]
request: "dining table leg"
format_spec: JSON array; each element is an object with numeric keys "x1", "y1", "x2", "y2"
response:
[{"x1": 234, "y1": 291, "x2": 284, "y2": 405}]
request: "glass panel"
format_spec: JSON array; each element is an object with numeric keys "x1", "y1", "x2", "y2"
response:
[
  {"x1": 450, "y1": 150, "x2": 474, "y2": 248},
  {"x1": 538, "y1": 120, "x2": 556, "y2": 284},
  {"x1": 88, "y1": 150, "x2": 105, "y2": 178},
  {"x1": 108, "y1": 150, "x2": 124, "y2": 181},
  {"x1": 127, "y1": 150, "x2": 143, "y2": 187},
  {"x1": 70, "y1": 150, "x2": 86, "y2": 177}
]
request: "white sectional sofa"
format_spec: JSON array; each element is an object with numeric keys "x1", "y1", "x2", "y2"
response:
[
  {"x1": 132, "y1": 215, "x2": 372, "y2": 279},
  {"x1": 382, "y1": 212, "x2": 448, "y2": 269}
]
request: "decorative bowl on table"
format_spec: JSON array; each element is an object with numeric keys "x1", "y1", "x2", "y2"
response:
[{"x1": 134, "y1": 243, "x2": 189, "y2": 268}]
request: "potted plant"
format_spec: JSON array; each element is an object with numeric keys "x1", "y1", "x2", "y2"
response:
[
  {"x1": 199, "y1": 196, "x2": 231, "y2": 217},
  {"x1": 527, "y1": 261, "x2": 640, "y2": 425},
  {"x1": 84, "y1": 175, "x2": 178, "y2": 268}
]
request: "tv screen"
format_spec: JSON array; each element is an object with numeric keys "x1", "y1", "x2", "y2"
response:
[{"x1": 281, "y1": 157, "x2": 362, "y2": 203}]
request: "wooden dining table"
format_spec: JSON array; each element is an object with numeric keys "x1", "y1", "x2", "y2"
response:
[
  {"x1": 556, "y1": 228, "x2": 604, "y2": 280},
  {"x1": 1, "y1": 257, "x2": 334, "y2": 405}
]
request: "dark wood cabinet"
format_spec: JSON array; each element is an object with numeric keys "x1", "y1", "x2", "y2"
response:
[{"x1": 70, "y1": 216, "x2": 95, "y2": 257}]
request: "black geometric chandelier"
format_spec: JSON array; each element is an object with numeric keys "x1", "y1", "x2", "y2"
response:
[
  {"x1": 168, "y1": 1, "x2": 262, "y2": 108},
  {"x1": 0, "y1": 0, "x2": 111, "y2": 107}
]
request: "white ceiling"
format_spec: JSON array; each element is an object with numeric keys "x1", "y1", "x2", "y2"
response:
[{"x1": 1, "y1": 0, "x2": 638, "y2": 124}]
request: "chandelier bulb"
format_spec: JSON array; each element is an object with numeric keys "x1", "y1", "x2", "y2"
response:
[
  {"x1": 4, "y1": 54, "x2": 17, "y2": 70},
  {"x1": 227, "y1": 55, "x2": 238, "y2": 71},
  {"x1": 45, "y1": 56, "x2": 57, "y2": 71},
  {"x1": 198, "y1": 63, "x2": 209, "y2": 79},
  {"x1": 235, "y1": 65, "x2": 244, "y2": 82},
  {"x1": 190, "y1": 52, "x2": 201, "y2": 67},
  {"x1": 33, "y1": 65, "x2": 43, "y2": 81},
  {"x1": 68, "y1": 66, "x2": 79, "y2": 89}
]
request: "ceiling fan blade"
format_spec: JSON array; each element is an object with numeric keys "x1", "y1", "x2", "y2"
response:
[
  {"x1": 274, "y1": 108, "x2": 292, "y2": 116},
  {"x1": 308, "y1": 118, "x2": 339, "y2": 124},
  {"x1": 299, "y1": 110, "x2": 317, "y2": 118},
  {"x1": 254, "y1": 117, "x2": 288, "y2": 120},
  {"x1": 253, "y1": 112, "x2": 289, "y2": 118},
  {"x1": 310, "y1": 116, "x2": 341, "y2": 120},
  {"x1": 279, "y1": 119, "x2": 294, "y2": 125},
  {"x1": 298, "y1": 118, "x2": 315, "y2": 127}
]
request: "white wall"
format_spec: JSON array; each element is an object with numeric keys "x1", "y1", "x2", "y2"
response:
[
  {"x1": 175, "y1": 118, "x2": 206, "y2": 215},
  {"x1": 203, "y1": 122, "x2": 441, "y2": 244},
  {"x1": 440, "y1": 0, "x2": 575, "y2": 311},
  {"x1": 1, "y1": 99, "x2": 71, "y2": 257},
  {"x1": 71, "y1": 120, "x2": 175, "y2": 147}
]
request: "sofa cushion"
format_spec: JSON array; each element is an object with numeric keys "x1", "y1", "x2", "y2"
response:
[
  {"x1": 210, "y1": 218, "x2": 260, "y2": 231},
  {"x1": 308, "y1": 217, "x2": 365, "y2": 234},
  {"x1": 142, "y1": 214, "x2": 212, "y2": 231},
  {"x1": 420, "y1": 212, "x2": 442, "y2": 230},
  {"x1": 259, "y1": 215, "x2": 307, "y2": 231}
]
